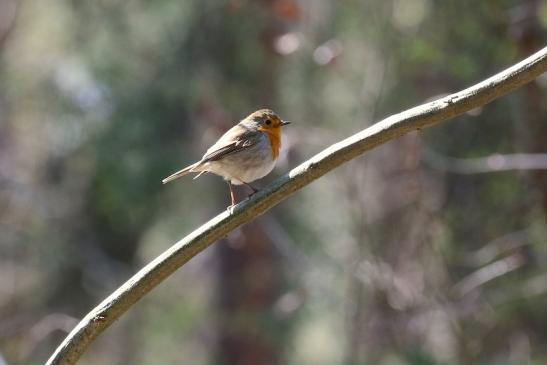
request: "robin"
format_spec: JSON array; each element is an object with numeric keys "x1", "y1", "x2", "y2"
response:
[{"x1": 162, "y1": 109, "x2": 290, "y2": 207}]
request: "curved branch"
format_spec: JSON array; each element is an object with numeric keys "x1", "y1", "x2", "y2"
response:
[{"x1": 47, "y1": 47, "x2": 547, "y2": 365}]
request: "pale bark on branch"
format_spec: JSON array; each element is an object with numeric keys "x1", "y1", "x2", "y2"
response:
[{"x1": 46, "y1": 47, "x2": 547, "y2": 365}]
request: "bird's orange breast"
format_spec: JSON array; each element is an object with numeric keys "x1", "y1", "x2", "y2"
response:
[{"x1": 264, "y1": 129, "x2": 281, "y2": 159}]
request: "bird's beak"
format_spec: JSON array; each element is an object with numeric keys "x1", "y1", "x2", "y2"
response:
[{"x1": 281, "y1": 120, "x2": 291, "y2": 126}]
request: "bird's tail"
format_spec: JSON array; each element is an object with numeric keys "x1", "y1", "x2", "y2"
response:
[{"x1": 162, "y1": 162, "x2": 201, "y2": 184}]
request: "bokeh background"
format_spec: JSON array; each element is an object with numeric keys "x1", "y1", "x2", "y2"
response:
[{"x1": 1, "y1": 0, "x2": 547, "y2": 364}]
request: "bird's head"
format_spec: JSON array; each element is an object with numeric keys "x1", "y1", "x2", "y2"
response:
[{"x1": 244, "y1": 109, "x2": 290, "y2": 133}]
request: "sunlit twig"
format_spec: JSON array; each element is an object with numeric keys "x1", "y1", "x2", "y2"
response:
[
  {"x1": 424, "y1": 150, "x2": 547, "y2": 174},
  {"x1": 452, "y1": 253, "x2": 525, "y2": 297}
]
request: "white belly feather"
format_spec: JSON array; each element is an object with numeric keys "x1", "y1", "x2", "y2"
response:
[{"x1": 204, "y1": 134, "x2": 277, "y2": 185}]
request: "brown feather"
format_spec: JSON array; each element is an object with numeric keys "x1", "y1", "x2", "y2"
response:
[{"x1": 162, "y1": 162, "x2": 200, "y2": 184}]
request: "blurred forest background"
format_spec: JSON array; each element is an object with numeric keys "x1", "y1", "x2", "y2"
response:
[{"x1": 1, "y1": 0, "x2": 547, "y2": 364}]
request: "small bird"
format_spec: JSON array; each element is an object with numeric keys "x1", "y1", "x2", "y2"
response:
[{"x1": 162, "y1": 109, "x2": 290, "y2": 207}]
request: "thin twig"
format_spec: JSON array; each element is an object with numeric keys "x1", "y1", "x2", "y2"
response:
[
  {"x1": 46, "y1": 47, "x2": 547, "y2": 365},
  {"x1": 452, "y1": 253, "x2": 525, "y2": 297},
  {"x1": 424, "y1": 150, "x2": 547, "y2": 173}
]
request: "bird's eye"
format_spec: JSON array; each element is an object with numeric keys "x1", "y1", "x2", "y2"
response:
[{"x1": 265, "y1": 119, "x2": 272, "y2": 125}]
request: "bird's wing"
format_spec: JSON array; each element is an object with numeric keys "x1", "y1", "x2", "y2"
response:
[{"x1": 201, "y1": 124, "x2": 261, "y2": 163}]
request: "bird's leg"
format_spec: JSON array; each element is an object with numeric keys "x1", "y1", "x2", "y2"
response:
[
  {"x1": 227, "y1": 180, "x2": 236, "y2": 209},
  {"x1": 242, "y1": 182, "x2": 259, "y2": 196}
]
